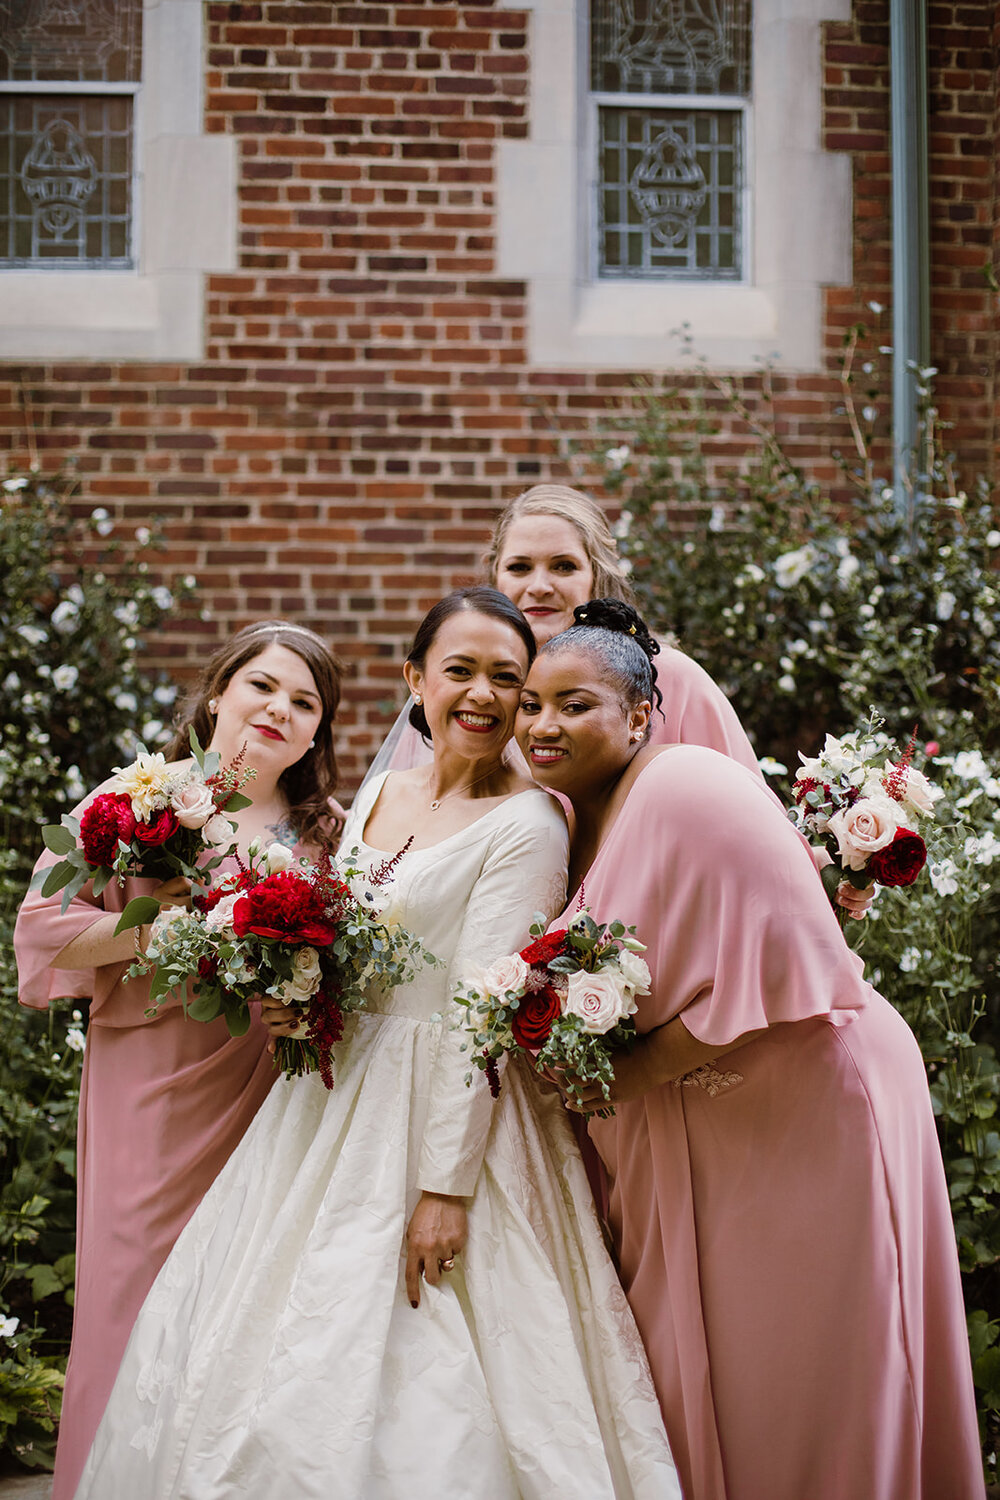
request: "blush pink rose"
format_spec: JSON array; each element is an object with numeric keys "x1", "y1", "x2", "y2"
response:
[
  {"x1": 481, "y1": 952, "x2": 529, "y2": 997},
  {"x1": 170, "y1": 779, "x2": 216, "y2": 829},
  {"x1": 564, "y1": 969, "x2": 636, "y2": 1035},
  {"x1": 827, "y1": 795, "x2": 901, "y2": 871}
]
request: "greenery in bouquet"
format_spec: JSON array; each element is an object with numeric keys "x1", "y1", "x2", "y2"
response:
[
  {"x1": 457, "y1": 911, "x2": 649, "y2": 1116},
  {"x1": 133, "y1": 839, "x2": 431, "y2": 1089},
  {"x1": 1, "y1": 460, "x2": 196, "y2": 1469},
  {"x1": 31, "y1": 732, "x2": 254, "y2": 920}
]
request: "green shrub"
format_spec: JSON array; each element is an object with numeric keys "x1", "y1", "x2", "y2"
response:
[{"x1": 0, "y1": 466, "x2": 194, "y2": 1470}]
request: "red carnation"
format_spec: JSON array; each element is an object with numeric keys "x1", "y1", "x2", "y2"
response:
[
  {"x1": 519, "y1": 930, "x2": 569, "y2": 968},
  {"x1": 511, "y1": 984, "x2": 562, "y2": 1050},
  {"x1": 232, "y1": 870, "x2": 339, "y2": 945},
  {"x1": 79, "y1": 792, "x2": 138, "y2": 867},
  {"x1": 866, "y1": 827, "x2": 927, "y2": 888},
  {"x1": 134, "y1": 807, "x2": 179, "y2": 847}
]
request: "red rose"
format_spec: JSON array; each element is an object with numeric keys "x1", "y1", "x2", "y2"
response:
[
  {"x1": 134, "y1": 807, "x2": 179, "y2": 846},
  {"x1": 232, "y1": 870, "x2": 339, "y2": 945},
  {"x1": 866, "y1": 827, "x2": 927, "y2": 888},
  {"x1": 197, "y1": 956, "x2": 219, "y2": 980},
  {"x1": 79, "y1": 792, "x2": 137, "y2": 867},
  {"x1": 511, "y1": 985, "x2": 562, "y2": 1050},
  {"x1": 519, "y1": 931, "x2": 568, "y2": 967}
]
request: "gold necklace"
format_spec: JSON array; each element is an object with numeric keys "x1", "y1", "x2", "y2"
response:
[{"x1": 428, "y1": 761, "x2": 504, "y2": 811}]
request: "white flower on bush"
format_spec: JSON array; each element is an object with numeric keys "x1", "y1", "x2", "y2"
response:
[
  {"x1": 50, "y1": 599, "x2": 80, "y2": 632},
  {"x1": 2, "y1": 475, "x2": 27, "y2": 493},
  {"x1": 777, "y1": 674, "x2": 796, "y2": 693},
  {"x1": 758, "y1": 756, "x2": 788, "y2": 777},
  {"x1": 265, "y1": 842, "x2": 296, "y2": 874},
  {"x1": 204, "y1": 893, "x2": 241, "y2": 934},
  {"x1": 169, "y1": 777, "x2": 216, "y2": 829},
  {"x1": 202, "y1": 813, "x2": 237, "y2": 848},
  {"x1": 17, "y1": 623, "x2": 47, "y2": 646},
  {"x1": 605, "y1": 444, "x2": 630, "y2": 470},
  {"x1": 278, "y1": 946, "x2": 322, "y2": 1005},
  {"x1": 152, "y1": 586, "x2": 173, "y2": 610},
  {"x1": 965, "y1": 830, "x2": 1000, "y2": 867},
  {"x1": 480, "y1": 952, "x2": 529, "y2": 997},
  {"x1": 950, "y1": 750, "x2": 991, "y2": 782},
  {"x1": 987, "y1": 530, "x2": 1000, "y2": 548},
  {"x1": 91, "y1": 506, "x2": 114, "y2": 537},
  {"x1": 153, "y1": 683, "x2": 178, "y2": 707},
  {"x1": 112, "y1": 750, "x2": 173, "y2": 820},
  {"x1": 115, "y1": 690, "x2": 139, "y2": 714},
  {"x1": 564, "y1": 968, "x2": 637, "y2": 1035},
  {"x1": 827, "y1": 795, "x2": 902, "y2": 871},
  {"x1": 616, "y1": 948, "x2": 651, "y2": 995},
  {"x1": 65, "y1": 1026, "x2": 86, "y2": 1053},
  {"x1": 774, "y1": 545, "x2": 817, "y2": 589},
  {"x1": 928, "y1": 859, "x2": 959, "y2": 897},
  {"x1": 898, "y1": 948, "x2": 922, "y2": 973},
  {"x1": 935, "y1": 590, "x2": 957, "y2": 622},
  {"x1": 709, "y1": 505, "x2": 726, "y2": 533},
  {"x1": 135, "y1": 525, "x2": 151, "y2": 545},
  {"x1": 114, "y1": 601, "x2": 140, "y2": 628},
  {"x1": 65, "y1": 764, "x2": 86, "y2": 801},
  {"x1": 0, "y1": 1316, "x2": 20, "y2": 1339},
  {"x1": 52, "y1": 664, "x2": 79, "y2": 691},
  {"x1": 837, "y1": 553, "x2": 860, "y2": 586}
]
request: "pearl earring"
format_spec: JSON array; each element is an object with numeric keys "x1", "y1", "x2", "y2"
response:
[
  {"x1": 414, "y1": 694, "x2": 422, "y2": 706},
  {"x1": 208, "y1": 698, "x2": 219, "y2": 714},
  {"x1": 309, "y1": 739, "x2": 315, "y2": 749}
]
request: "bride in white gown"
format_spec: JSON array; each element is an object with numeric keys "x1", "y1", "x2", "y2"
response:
[{"x1": 75, "y1": 588, "x2": 678, "y2": 1500}]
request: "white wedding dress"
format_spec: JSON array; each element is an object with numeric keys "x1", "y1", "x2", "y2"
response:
[{"x1": 76, "y1": 778, "x2": 678, "y2": 1499}]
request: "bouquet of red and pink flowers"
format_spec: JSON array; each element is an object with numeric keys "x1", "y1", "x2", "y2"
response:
[
  {"x1": 456, "y1": 910, "x2": 650, "y2": 1115},
  {"x1": 31, "y1": 732, "x2": 253, "y2": 922},
  {"x1": 133, "y1": 839, "x2": 430, "y2": 1087},
  {"x1": 789, "y1": 713, "x2": 941, "y2": 901}
]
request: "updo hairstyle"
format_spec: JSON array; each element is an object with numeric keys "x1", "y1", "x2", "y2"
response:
[
  {"x1": 165, "y1": 620, "x2": 342, "y2": 849},
  {"x1": 539, "y1": 598, "x2": 663, "y2": 719},
  {"x1": 486, "y1": 484, "x2": 635, "y2": 604},
  {"x1": 406, "y1": 587, "x2": 537, "y2": 741}
]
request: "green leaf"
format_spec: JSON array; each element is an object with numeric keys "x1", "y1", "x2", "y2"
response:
[
  {"x1": 224, "y1": 1002, "x2": 251, "y2": 1037},
  {"x1": 221, "y1": 790, "x2": 252, "y2": 813},
  {"x1": 39, "y1": 861, "x2": 78, "y2": 899},
  {"x1": 189, "y1": 725, "x2": 206, "y2": 768},
  {"x1": 187, "y1": 992, "x2": 223, "y2": 1023},
  {"x1": 114, "y1": 896, "x2": 161, "y2": 934},
  {"x1": 91, "y1": 864, "x2": 113, "y2": 897},
  {"x1": 41, "y1": 823, "x2": 77, "y2": 856}
]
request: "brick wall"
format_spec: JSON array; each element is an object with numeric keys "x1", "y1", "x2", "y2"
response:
[{"x1": 1, "y1": 1, "x2": 997, "y2": 790}]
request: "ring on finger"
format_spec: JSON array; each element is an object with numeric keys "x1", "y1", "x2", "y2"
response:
[{"x1": 439, "y1": 1256, "x2": 455, "y2": 1271}]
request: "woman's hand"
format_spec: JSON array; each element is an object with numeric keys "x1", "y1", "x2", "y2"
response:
[
  {"x1": 150, "y1": 875, "x2": 192, "y2": 909},
  {"x1": 404, "y1": 1192, "x2": 467, "y2": 1308},
  {"x1": 836, "y1": 879, "x2": 876, "y2": 920},
  {"x1": 259, "y1": 996, "x2": 308, "y2": 1054},
  {"x1": 555, "y1": 1044, "x2": 660, "y2": 1114}
]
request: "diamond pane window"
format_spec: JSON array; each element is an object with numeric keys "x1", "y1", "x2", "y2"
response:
[
  {"x1": 591, "y1": 1, "x2": 750, "y2": 281},
  {"x1": 0, "y1": 0, "x2": 141, "y2": 268}
]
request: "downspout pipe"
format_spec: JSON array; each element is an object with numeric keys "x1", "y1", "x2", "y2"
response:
[{"x1": 889, "y1": 0, "x2": 931, "y2": 516}]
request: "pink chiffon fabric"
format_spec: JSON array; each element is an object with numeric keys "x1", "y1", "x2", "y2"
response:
[
  {"x1": 558, "y1": 747, "x2": 983, "y2": 1500},
  {"x1": 14, "y1": 786, "x2": 284, "y2": 1500}
]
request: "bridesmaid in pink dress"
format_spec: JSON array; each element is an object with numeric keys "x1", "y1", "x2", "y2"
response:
[
  {"x1": 14, "y1": 620, "x2": 342, "y2": 1500},
  {"x1": 516, "y1": 599, "x2": 984, "y2": 1500}
]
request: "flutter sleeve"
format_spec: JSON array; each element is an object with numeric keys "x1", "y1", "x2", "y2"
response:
[
  {"x1": 416, "y1": 792, "x2": 569, "y2": 1198},
  {"x1": 651, "y1": 645, "x2": 763, "y2": 779},
  {"x1": 12, "y1": 780, "x2": 120, "y2": 1010},
  {"x1": 583, "y1": 746, "x2": 870, "y2": 1048}
]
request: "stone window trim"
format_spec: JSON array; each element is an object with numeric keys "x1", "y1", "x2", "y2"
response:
[
  {"x1": 498, "y1": 0, "x2": 853, "y2": 372},
  {"x1": 0, "y1": 0, "x2": 237, "y2": 361}
]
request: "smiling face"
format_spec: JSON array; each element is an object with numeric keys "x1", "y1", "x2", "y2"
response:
[
  {"x1": 494, "y1": 515, "x2": 595, "y2": 645},
  {"x1": 210, "y1": 643, "x2": 324, "y2": 775},
  {"x1": 403, "y1": 609, "x2": 531, "y2": 764},
  {"x1": 516, "y1": 647, "x2": 650, "y2": 798}
]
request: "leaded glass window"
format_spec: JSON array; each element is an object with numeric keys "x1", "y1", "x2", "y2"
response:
[
  {"x1": 591, "y1": 1, "x2": 750, "y2": 280},
  {"x1": 0, "y1": 0, "x2": 141, "y2": 268}
]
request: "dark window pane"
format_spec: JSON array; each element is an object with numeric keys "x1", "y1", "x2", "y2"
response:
[
  {"x1": 0, "y1": 93, "x2": 133, "y2": 265},
  {"x1": 597, "y1": 104, "x2": 742, "y2": 279},
  {"x1": 0, "y1": 0, "x2": 141, "y2": 83},
  {"x1": 591, "y1": 0, "x2": 751, "y2": 98}
]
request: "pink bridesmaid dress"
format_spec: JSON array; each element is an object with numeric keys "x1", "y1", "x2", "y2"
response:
[
  {"x1": 14, "y1": 786, "x2": 284, "y2": 1500},
  {"x1": 560, "y1": 746, "x2": 983, "y2": 1500}
]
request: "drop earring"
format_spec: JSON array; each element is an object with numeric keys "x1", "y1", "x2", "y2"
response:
[{"x1": 208, "y1": 698, "x2": 219, "y2": 714}]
